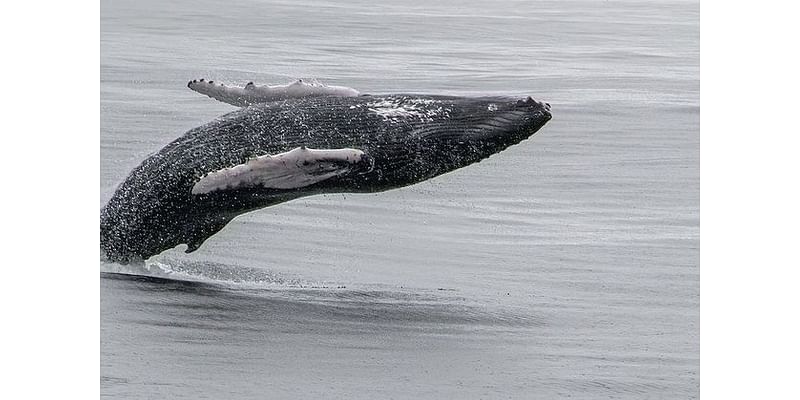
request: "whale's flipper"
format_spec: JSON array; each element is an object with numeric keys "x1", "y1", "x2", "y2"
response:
[
  {"x1": 187, "y1": 78, "x2": 360, "y2": 107},
  {"x1": 191, "y1": 147, "x2": 373, "y2": 195}
]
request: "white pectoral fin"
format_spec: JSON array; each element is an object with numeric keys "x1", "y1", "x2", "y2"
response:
[
  {"x1": 188, "y1": 78, "x2": 360, "y2": 106},
  {"x1": 191, "y1": 147, "x2": 372, "y2": 195},
  {"x1": 187, "y1": 79, "x2": 252, "y2": 107}
]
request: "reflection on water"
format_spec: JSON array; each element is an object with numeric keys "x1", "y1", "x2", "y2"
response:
[
  {"x1": 102, "y1": 270, "x2": 541, "y2": 330},
  {"x1": 101, "y1": 267, "x2": 549, "y2": 398}
]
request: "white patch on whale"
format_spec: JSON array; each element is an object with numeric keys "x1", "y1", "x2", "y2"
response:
[
  {"x1": 191, "y1": 147, "x2": 367, "y2": 195},
  {"x1": 365, "y1": 97, "x2": 451, "y2": 122}
]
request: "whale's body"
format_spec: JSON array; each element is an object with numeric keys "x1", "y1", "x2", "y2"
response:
[{"x1": 101, "y1": 94, "x2": 551, "y2": 263}]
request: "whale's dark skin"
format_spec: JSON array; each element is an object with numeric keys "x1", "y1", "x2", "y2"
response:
[{"x1": 101, "y1": 94, "x2": 552, "y2": 263}]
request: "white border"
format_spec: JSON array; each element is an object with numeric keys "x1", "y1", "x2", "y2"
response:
[
  {"x1": 702, "y1": 1, "x2": 799, "y2": 398},
  {"x1": 3, "y1": 1, "x2": 98, "y2": 398}
]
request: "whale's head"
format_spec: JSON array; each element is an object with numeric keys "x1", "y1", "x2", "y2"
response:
[
  {"x1": 462, "y1": 96, "x2": 552, "y2": 153},
  {"x1": 368, "y1": 95, "x2": 552, "y2": 186}
]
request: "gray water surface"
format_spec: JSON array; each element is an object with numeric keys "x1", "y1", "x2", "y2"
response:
[{"x1": 101, "y1": 0, "x2": 699, "y2": 398}]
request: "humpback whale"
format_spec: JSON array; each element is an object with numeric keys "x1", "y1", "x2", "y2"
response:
[{"x1": 101, "y1": 80, "x2": 552, "y2": 263}]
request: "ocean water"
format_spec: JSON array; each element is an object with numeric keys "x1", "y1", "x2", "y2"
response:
[{"x1": 100, "y1": 0, "x2": 699, "y2": 398}]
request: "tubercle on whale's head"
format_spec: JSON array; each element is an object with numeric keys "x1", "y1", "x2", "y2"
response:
[
  {"x1": 517, "y1": 96, "x2": 552, "y2": 122},
  {"x1": 491, "y1": 96, "x2": 552, "y2": 144}
]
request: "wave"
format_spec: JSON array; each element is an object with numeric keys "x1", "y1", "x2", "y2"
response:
[
  {"x1": 100, "y1": 257, "x2": 309, "y2": 288},
  {"x1": 100, "y1": 257, "x2": 543, "y2": 329}
]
